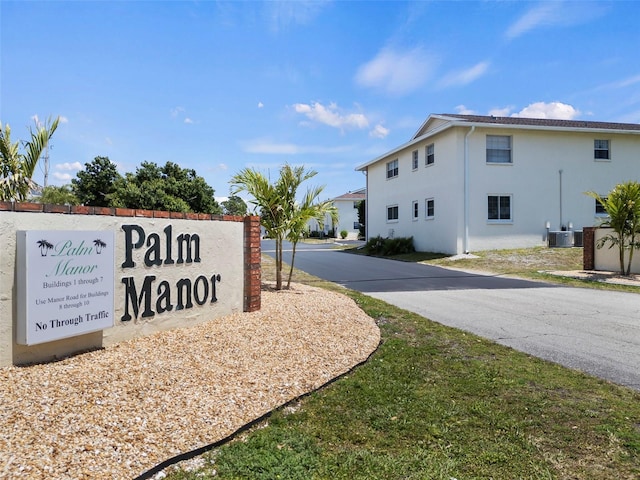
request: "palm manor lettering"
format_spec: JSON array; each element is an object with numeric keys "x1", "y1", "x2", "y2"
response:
[{"x1": 120, "y1": 224, "x2": 221, "y2": 321}]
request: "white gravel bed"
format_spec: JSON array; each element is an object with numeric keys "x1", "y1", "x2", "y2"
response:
[{"x1": 0, "y1": 283, "x2": 380, "y2": 479}]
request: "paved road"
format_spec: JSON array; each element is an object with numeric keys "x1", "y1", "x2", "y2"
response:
[{"x1": 262, "y1": 240, "x2": 640, "y2": 391}]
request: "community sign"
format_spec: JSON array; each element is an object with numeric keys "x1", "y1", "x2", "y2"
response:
[{"x1": 16, "y1": 230, "x2": 115, "y2": 345}]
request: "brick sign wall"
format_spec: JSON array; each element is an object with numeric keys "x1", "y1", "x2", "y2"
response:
[{"x1": 0, "y1": 202, "x2": 261, "y2": 366}]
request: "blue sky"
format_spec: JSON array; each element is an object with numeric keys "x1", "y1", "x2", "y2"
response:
[{"x1": 2, "y1": 1, "x2": 639, "y2": 204}]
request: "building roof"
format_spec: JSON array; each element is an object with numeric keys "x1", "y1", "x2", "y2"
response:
[
  {"x1": 357, "y1": 113, "x2": 640, "y2": 171},
  {"x1": 333, "y1": 191, "x2": 365, "y2": 201},
  {"x1": 434, "y1": 113, "x2": 640, "y2": 132}
]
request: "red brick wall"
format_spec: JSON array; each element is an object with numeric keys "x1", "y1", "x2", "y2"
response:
[
  {"x1": 243, "y1": 216, "x2": 262, "y2": 312},
  {"x1": 0, "y1": 201, "x2": 261, "y2": 312},
  {"x1": 583, "y1": 226, "x2": 595, "y2": 270}
]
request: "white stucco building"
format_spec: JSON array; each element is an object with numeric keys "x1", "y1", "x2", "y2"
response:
[
  {"x1": 308, "y1": 188, "x2": 365, "y2": 239},
  {"x1": 356, "y1": 114, "x2": 640, "y2": 255}
]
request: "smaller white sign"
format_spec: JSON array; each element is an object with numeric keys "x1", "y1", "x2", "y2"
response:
[{"x1": 16, "y1": 230, "x2": 115, "y2": 345}]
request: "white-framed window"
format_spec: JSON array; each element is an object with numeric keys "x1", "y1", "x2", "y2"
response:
[
  {"x1": 488, "y1": 195, "x2": 512, "y2": 222},
  {"x1": 386, "y1": 159, "x2": 399, "y2": 179},
  {"x1": 425, "y1": 198, "x2": 434, "y2": 219},
  {"x1": 486, "y1": 135, "x2": 512, "y2": 164},
  {"x1": 412, "y1": 200, "x2": 419, "y2": 220},
  {"x1": 594, "y1": 139, "x2": 610, "y2": 160},
  {"x1": 387, "y1": 204, "x2": 399, "y2": 222},
  {"x1": 412, "y1": 150, "x2": 419, "y2": 170},
  {"x1": 595, "y1": 197, "x2": 608, "y2": 216},
  {"x1": 425, "y1": 143, "x2": 435, "y2": 166}
]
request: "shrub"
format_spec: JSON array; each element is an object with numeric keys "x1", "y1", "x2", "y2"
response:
[
  {"x1": 340, "y1": 230, "x2": 348, "y2": 239},
  {"x1": 365, "y1": 236, "x2": 414, "y2": 256}
]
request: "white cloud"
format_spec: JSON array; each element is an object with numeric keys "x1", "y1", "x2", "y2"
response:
[
  {"x1": 511, "y1": 102, "x2": 580, "y2": 120},
  {"x1": 52, "y1": 172, "x2": 73, "y2": 181},
  {"x1": 355, "y1": 46, "x2": 438, "y2": 95},
  {"x1": 218, "y1": 163, "x2": 228, "y2": 171},
  {"x1": 488, "y1": 106, "x2": 514, "y2": 117},
  {"x1": 369, "y1": 124, "x2": 389, "y2": 139},
  {"x1": 506, "y1": 2, "x2": 608, "y2": 40},
  {"x1": 258, "y1": 102, "x2": 264, "y2": 108},
  {"x1": 293, "y1": 102, "x2": 369, "y2": 130},
  {"x1": 455, "y1": 105, "x2": 477, "y2": 115},
  {"x1": 170, "y1": 107, "x2": 185, "y2": 117},
  {"x1": 55, "y1": 162, "x2": 83, "y2": 171},
  {"x1": 242, "y1": 138, "x2": 351, "y2": 155},
  {"x1": 593, "y1": 73, "x2": 640, "y2": 92},
  {"x1": 266, "y1": 0, "x2": 330, "y2": 32},
  {"x1": 439, "y1": 61, "x2": 490, "y2": 88},
  {"x1": 184, "y1": 117, "x2": 194, "y2": 124}
]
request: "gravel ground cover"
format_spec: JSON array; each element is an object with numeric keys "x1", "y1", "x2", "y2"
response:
[{"x1": 0, "y1": 283, "x2": 380, "y2": 479}]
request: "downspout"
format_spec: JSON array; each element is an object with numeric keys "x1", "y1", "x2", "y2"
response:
[
  {"x1": 363, "y1": 169, "x2": 368, "y2": 242},
  {"x1": 463, "y1": 126, "x2": 475, "y2": 254},
  {"x1": 558, "y1": 169, "x2": 563, "y2": 229}
]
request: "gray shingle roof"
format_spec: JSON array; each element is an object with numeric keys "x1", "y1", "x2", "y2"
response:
[{"x1": 439, "y1": 113, "x2": 640, "y2": 131}]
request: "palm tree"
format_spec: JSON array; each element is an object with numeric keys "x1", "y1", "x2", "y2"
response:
[
  {"x1": 230, "y1": 164, "x2": 323, "y2": 290},
  {"x1": 286, "y1": 185, "x2": 338, "y2": 289},
  {"x1": 0, "y1": 116, "x2": 60, "y2": 202},
  {"x1": 586, "y1": 181, "x2": 640, "y2": 275},
  {"x1": 231, "y1": 167, "x2": 286, "y2": 289}
]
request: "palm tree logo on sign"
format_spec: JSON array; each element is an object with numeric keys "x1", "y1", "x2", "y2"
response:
[
  {"x1": 35, "y1": 238, "x2": 108, "y2": 256},
  {"x1": 37, "y1": 239, "x2": 54, "y2": 256},
  {"x1": 93, "y1": 239, "x2": 107, "y2": 254}
]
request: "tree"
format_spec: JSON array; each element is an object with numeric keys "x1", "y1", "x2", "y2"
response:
[
  {"x1": 222, "y1": 195, "x2": 248, "y2": 216},
  {"x1": 586, "y1": 181, "x2": 640, "y2": 275},
  {"x1": 32, "y1": 185, "x2": 79, "y2": 205},
  {"x1": 357, "y1": 199, "x2": 366, "y2": 239},
  {"x1": 230, "y1": 164, "x2": 327, "y2": 290},
  {"x1": 109, "y1": 161, "x2": 221, "y2": 213},
  {"x1": 0, "y1": 116, "x2": 59, "y2": 201},
  {"x1": 72, "y1": 156, "x2": 120, "y2": 207},
  {"x1": 285, "y1": 185, "x2": 337, "y2": 288}
]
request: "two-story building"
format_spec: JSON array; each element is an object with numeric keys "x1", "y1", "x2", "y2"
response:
[
  {"x1": 356, "y1": 114, "x2": 640, "y2": 254},
  {"x1": 308, "y1": 188, "x2": 365, "y2": 239}
]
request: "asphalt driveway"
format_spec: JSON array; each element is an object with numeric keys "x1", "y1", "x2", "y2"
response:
[{"x1": 262, "y1": 240, "x2": 640, "y2": 391}]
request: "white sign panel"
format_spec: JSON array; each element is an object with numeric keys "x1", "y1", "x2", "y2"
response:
[{"x1": 16, "y1": 230, "x2": 115, "y2": 345}]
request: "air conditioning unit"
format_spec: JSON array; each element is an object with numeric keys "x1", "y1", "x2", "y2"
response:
[
  {"x1": 573, "y1": 230, "x2": 583, "y2": 247},
  {"x1": 548, "y1": 231, "x2": 573, "y2": 248}
]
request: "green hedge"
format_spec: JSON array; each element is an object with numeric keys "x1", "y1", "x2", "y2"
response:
[{"x1": 364, "y1": 235, "x2": 415, "y2": 256}]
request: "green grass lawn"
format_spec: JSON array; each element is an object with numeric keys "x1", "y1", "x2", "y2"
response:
[{"x1": 166, "y1": 248, "x2": 640, "y2": 479}]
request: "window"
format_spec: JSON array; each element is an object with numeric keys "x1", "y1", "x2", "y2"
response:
[
  {"x1": 486, "y1": 135, "x2": 512, "y2": 164},
  {"x1": 412, "y1": 200, "x2": 419, "y2": 220},
  {"x1": 594, "y1": 139, "x2": 610, "y2": 160},
  {"x1": 412, "y1": 150, "x2": 419, "y2": 170},
  {"x1": 425, "y1": 198, "x2": 434, "y2": 219},
  {"x1": 595, "y1": 197, "x2": 608, "y2": 215},
  {"x1": 386, "y1": 159, "x2": 399, "y2": 178},
  {"x1": 488, "y1": 195, "x2": 512, "y2": 221},
  {"x1": 387, "y1": 205, "x2": 399, "y2": 221},
  {"x1": 425, "y1": 143, "x2": 435, "y2": 166}
]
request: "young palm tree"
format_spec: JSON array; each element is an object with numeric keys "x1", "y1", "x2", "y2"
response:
[
  {"x1": 286, "y1": 185, "x2": 338, "y2": 289},
  {"x1": 0, "y1": 116, "x2": 59, "y2": 201},
  {"x1": 586, "y1": 181, "x2": 640, "y2": 275},
  {"x1": 230, "y1": 164, "x2": 325, "y2": 290},
  {"x1": 231, "y1": 167, "x2": 287, "y2": 289}
]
